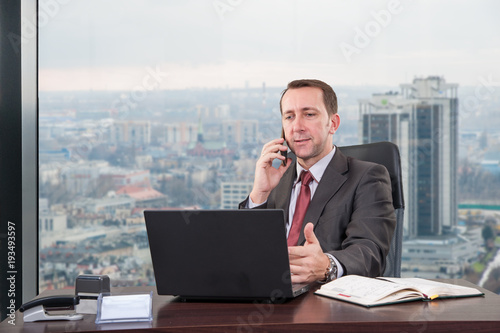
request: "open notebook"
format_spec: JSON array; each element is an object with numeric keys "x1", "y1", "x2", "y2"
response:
[{"x1": 315, "y1": 275, "x2": 484, "y2": 307}]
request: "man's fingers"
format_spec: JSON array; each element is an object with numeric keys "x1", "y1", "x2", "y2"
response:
[
  {"x1": 258, "y1": 140, "x2": 290, "y2": 172},
  {"x1": 290, "y1": 262, "x2": 315, "y2": 284},
  {"x1": 261, "y1": 138, "x2": 287, "y2": 156},
  {"x1": 277, "y1": 158, "x2": 292, "y2": 173},
  {"x1": 288, "y1": 245, "x2": 305, "y2": 258},
  {"x1": 261, "y1": 138, "x2": 283, "y2": 150}
]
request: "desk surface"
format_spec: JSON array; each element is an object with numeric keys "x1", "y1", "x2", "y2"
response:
[{"x1": 2, "y1": 279, "x2": 500, "y2": 332}]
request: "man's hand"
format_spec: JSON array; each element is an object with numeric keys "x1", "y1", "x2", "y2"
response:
[
  {"x1": 288, "y1": 223, "x2": 330, "y2": 284},
  {"x1": 249, "y1": 138, "x2": 291, "y2": 204}
]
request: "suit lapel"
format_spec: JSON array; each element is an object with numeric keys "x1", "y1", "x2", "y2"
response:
[{"x1": 297, "y1": 148, "x2": 349, "y2": 245}]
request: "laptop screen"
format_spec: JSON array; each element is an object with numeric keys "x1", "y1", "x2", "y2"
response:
[{"x1": 144, "y1": 209, "x2": 302, "y2": 300}]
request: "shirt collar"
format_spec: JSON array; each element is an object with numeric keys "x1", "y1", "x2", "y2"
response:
[{"x1": 294, "y1": 146, "x2": 336, "y2": 185}]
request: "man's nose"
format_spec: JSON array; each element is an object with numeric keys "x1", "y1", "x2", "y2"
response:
[{"x1": 292, "y1": 116, "x2": 305, "y2": 132}]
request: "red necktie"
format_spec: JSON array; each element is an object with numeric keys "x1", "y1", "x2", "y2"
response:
[{"x1": 288, "y1": 170, "x2": 313, "y2": 246}]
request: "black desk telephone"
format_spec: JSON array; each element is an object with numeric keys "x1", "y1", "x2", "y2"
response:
[{"x1": 19, "y1": 295, "x2": 83, "y2": 322}]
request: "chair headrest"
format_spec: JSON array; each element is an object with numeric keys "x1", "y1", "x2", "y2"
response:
[{"x1": 339, "y1": 142, "x2": 404, "y2": 209}]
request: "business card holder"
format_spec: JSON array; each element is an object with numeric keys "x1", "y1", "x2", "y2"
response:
[{"x1": 95, "y1": 292, "x2": 153, "y2": 324}]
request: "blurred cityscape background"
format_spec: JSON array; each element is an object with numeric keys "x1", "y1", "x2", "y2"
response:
[
  {"x1": 37, "y1": 0, "x2": 500, "y2": 295},
  {"x1": 39, "y1": 76, "x2": 500, "y2": 293}
]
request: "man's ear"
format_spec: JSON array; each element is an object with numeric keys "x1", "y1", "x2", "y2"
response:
[{"x1": 329, "y1": 113, "x2": 340, "y2": 134}]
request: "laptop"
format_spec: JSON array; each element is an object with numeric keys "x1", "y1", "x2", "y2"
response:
[{"x1": 144, "y1": 209, "x2": 310, "y2": 301}]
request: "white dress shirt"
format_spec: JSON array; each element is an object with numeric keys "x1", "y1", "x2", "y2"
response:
[{"x1": 248, "y1": 146, "x2": 344, "y2": 278}]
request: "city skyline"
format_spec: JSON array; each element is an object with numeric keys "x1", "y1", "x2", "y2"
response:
[{"x1": 36, "y1": 78, "x2": 500, "y2": 292}]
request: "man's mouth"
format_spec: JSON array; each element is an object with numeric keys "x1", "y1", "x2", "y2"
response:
[{"x1": 294, "y1": 138, "x2": 310, "y2": 143}]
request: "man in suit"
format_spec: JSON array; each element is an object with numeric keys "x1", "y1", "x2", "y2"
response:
[{"x1": 240, "y1": 79, "x2": 396, "y2": 284}]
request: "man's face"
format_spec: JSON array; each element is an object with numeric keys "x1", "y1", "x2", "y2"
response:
[{"x1": 281, "y1": 87, "x2": 340, "y2": 168}]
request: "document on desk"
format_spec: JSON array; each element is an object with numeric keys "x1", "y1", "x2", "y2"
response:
[
  {"x1": 315, "y1": 275, "x2": 484, "y2": 307},
  {"x1": 95, "y1": 293, "x2": 153, "y2": 324}
]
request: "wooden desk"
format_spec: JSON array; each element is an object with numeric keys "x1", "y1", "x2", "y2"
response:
[{"x1": 1, "y1": 280, "x2": 499, "y2": 332}]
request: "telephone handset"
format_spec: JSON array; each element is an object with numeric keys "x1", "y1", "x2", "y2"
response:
[
  {"x1": 280, "y1": 128, "x2": 288, "y2": 166},
  {"x1": 20, "y1": 295, "x2": 83, "y2": 322}
]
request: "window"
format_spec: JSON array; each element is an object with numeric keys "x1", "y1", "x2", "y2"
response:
[{"x1": 37, "y1": 0, "x2": 500, "y2": 294}]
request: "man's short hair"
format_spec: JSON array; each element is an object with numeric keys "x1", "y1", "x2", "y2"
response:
[{"x1": 280, "y1": 79, "x2": 338, "y2": 116}]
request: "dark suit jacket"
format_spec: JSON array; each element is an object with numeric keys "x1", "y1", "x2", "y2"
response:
[{"x1": 240, "y1": 148, "x2": 396, "y2": 277}]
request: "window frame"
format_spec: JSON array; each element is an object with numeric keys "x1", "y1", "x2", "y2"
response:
[{"x1": 0, "y1": 0, "x2": 38, "y2": 320}]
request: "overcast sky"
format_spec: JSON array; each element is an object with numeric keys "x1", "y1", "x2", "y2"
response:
[{"x1": 38, "y1": 0, "x2": 500, "y2": 91}]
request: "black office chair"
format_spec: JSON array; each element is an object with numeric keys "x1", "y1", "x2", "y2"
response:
[{"x1": 339, "y1": 141, "x2": 405, "y2": 277}]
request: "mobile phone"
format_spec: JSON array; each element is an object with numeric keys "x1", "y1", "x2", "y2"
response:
[{"x1": 280, "y1": 128, "x2": 288, "y2": 166}]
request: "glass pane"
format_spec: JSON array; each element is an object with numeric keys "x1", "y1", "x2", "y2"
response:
[{"x1": 39, "y1": 0, "x2": 500, "y2": 293}]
